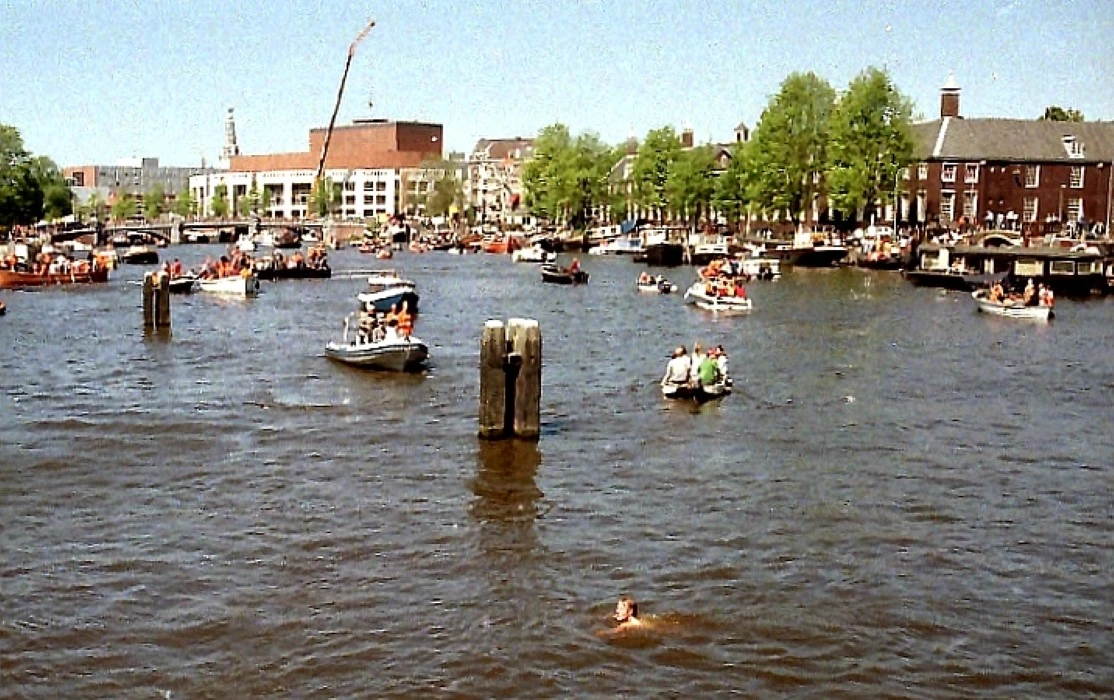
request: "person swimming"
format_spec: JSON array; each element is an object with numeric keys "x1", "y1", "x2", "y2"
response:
[{"x1": 612, "y1": 595, "x2": 643, "y2": 630}]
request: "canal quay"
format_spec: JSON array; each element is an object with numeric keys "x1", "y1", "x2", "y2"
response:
[{"x1": 1, "y1": 248, "x2": 1111, "y2": 697}]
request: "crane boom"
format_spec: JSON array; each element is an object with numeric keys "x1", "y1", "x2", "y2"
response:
[{"x1": 314, "y1": 18, "x2": 376, "y2": 189}]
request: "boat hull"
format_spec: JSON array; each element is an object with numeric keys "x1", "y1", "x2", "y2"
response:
[
  {"x1": 636, "y1": 242, "x2": 684, "y2": 267},
  {"x1": 661, "y1": 382, "x2": 731, "y2": 403},
  {"x1": 971, "y1": 291, "x2": 1053, "y2": 321},
  {"x1": 357, "y1": 288, "x2": 420, "y2": 313},
  {"x1": 325, "y1": 338, "x2": 429, "y2": 372},
  {"x1": 199, "y1": 275, "x2": 260, "y2": 297},
  {"x1": 0, "y1": 267, "x2": 109, "y2": 289},
  {"x1": 168, "y1": 276, "x2": 197, "y2": 294},
  {"x1": 637, "y1": 281, "x2": 678, "y2": 294},
  {"x1": 256, "y1": 265, "x2": 331, "y2": 281},
  {"x1": 540, "y1": 265, "x2": 589, "y2": 285},
  {"x1": 684, "y1": 284, "x2": 753, "y2": 313}
]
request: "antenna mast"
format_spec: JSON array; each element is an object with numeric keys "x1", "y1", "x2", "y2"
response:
[{"x1": 315, "y1": 18, "x2": 376, "y2": 186}]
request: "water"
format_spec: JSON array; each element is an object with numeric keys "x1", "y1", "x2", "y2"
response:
[{"x1": 1, "y1": 248, "x2": 1111, "y2": 697}]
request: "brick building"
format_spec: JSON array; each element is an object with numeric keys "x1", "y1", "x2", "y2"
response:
[
  {"x1": 190, "y1": 117, "x2": 444, "y2": 220},
  {"x1": 907, "y1": 76, "x2": 1114, "y2": 234}
]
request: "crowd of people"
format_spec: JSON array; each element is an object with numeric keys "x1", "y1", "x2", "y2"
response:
[
  {"x1": 0, "y1": 250, "x2": 108, "y2": 276},
  {"x1": 661, "y1": 342, "x2": 731, "y2": 389},
  {"x1": 355, "y1": 301, "x2": 415, "y2": 344}
]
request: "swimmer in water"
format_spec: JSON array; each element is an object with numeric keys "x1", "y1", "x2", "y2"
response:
[{"x1": 613, "y1": 595, "x2": 642, "y2": 631}]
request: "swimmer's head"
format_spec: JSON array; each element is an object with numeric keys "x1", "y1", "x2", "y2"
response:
[{"x1": 614, "y1": 595, "x2": 638, "y2": 622}]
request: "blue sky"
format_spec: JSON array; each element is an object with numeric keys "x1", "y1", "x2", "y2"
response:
[{"x1": 2, "y1": 0, "x2": 1111, "y2": 168}]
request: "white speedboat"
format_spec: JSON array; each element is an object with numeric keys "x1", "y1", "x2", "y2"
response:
[
  {"x1": 356, "y1": 270, "x2": 420, "y2": 312},
  {"x1": 199, "y1": 273, "x2": 260, "y2": 297},
  {"x1": 512, "y1": 245, "x2": 557, "y2": 264},
  {"x1": 971, "y1": 290, "x2": 1053, "y2": 321},
  {"x1": 637, "y1": 277, "x2": 679, "y2": 294},
  {"x1": 589, "y1": 234, "x2": 644, "y2": 256},
  {"x1": 168, "y1": 275, "x2": 198, "y2": 294},
  {"x1": 235, "y1": 236, "x2": 256, "y2": 253},
  {"x1": 684, "y1": 283, "x2": 753, "y2": 313},
  {"x1": 325, "y1": 334, "x2": 429, "y2": 372}
]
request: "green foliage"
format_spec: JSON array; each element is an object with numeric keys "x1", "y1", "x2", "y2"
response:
[
  {"x1": 236, "y1": 192, "x2": 253, "y2": 217},
  {"x1": 143, "y1": 184, "x2": 166, "y2": 221},
  {"x1": 631, "y1": 126, "x2": 683, "y2": 217},
  {"x1": 30, "y1": 156, "x2": 73, "y2": 221},
  {"x1": 746, "y1": 72, "x2": 836, "y2": 224},
  {"x1": 211, "y1": 183, "x2": 230, "y2": 218},
  {"x1": 84, "y1": 191, "x2": 108, "y2": 221},
  {"x1": 172, "y1": 188, "x2": 195, "y2": 217},
  {"x1": 825, "y1": 66, "x2": 914, "y2": 221},
  {"x1": 712, "y1": 141, "x2": 752, "y2": 226},
  {"x1": 0, "y1": 125, "x2": 48, "y2": 228},
  {"x1": 260, "y1": 186, "x2": 273, "y2": 214},
  {"x1": 311, "y1": 177, "x2": 339, "y2": 217},
  {"x1": 110, "y1": 194, "x2": 137, "y2": 221},
  {"x1": 1041, "y1": 105, "x2": 1084, "y2": 122},
  {"x1": 666, "y1": 145, "x2": 717, "y2": 226},
  {"x1": 523, "y1": 124, "x2": 618, "y2": 228}
]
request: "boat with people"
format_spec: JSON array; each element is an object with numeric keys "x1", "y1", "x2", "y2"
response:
[
  {"x1": 975, "y1": 284, "x2": 1051, "y2": 321},
  {"x1": 660, "y1": 345, "x2": 733, "y2": 403},
  {"x1": 325, "y1": 335, "x2": 429, "y2": 371},
  {"x1": 253, "y1": 248, "x2": 331, "y2": 281},
  {"x1": 540, "y1": 262, "x2": 589, "y2": 285},
  {"x1": 0, "y1": 260, "x2": 110, "y2": 290},
  {"x1": 120, "y1": 244, "x2": 159, "y2": 265},
  {"x1": 199, "y1": 272, "x2": 260, "y2": 297},
  {"x1": 511, "y1": 244, "x2": 557, "y2": 264},
  {"x1": 357, "y1": 270, "x2": 420, "y2": 312},
  {"x1": 684, "y1": 281, "x2": 753, "y2": 313},
  {"x1": 168, "y1": 275, "x2": 198, "y2": 294},
  {"x1": 636, "y1": 272, "x2": 678, "y2": 294}
]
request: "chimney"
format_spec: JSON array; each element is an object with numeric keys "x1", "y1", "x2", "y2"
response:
[
  {"x1": 940, "y1": 72, "x2": 961, "y2": 119},
  {"x1": 681, "y1": 127, "x2": 694, "y2": 148}
]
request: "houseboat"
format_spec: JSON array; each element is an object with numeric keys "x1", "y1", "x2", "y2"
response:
[{"x1": 905, "y1": 242, "x2": 1107, "y2": 296}]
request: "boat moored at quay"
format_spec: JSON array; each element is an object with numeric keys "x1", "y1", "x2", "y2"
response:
[{"x1": 906, "y1": 241, "x2": 1109, "y2": 296}]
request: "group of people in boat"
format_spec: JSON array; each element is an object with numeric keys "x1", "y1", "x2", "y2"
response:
[
  {"x1": 356, "y1": 300, "x2": 415, "y2": 344},
  {"x1": 986, "y1": 278, "x2": 1055, "y2": 307},
  {"x1": 700, "y1": 277, "x2": 747, "y2": 299},
  {"x1": 0, "y1": 250, "x2": 108, "y2": 276},
  {"x1": 637, "y1": 271, "x2": 671, "y2": 287},
  {"x1": 661, "y1": 342, "x2": 731, "y2": 389},
  {"x1": 254, "y1": 246, "x2": 329, "y2": 272},
  {"x1": 699, "y1": 257, "x2": 774, "y2": 282}
]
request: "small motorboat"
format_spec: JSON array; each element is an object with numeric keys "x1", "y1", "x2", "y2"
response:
[
  {"x1": 120, "y1": 245, "x2": 159, "y2": 265},
  {"x1": 199, "y1": 273, "x2": 260, "y2": 297},
  {"x1": 512, "y1": 245, "x2": 557, "y2": 264},
  {"x1": 325, "y1": 333, "x2": 429, "y2": 372},
  {"x1": 637, "y1": 277, "x2": 678, "y2": 294},
  {"x1": 684, "y1": 283, "x2": 753, "y2": 313},
  {"x1": 357, "y1": 270, "x2": 420, "y2": 312},
  {"x1": 971, "y1": 290, "x2": 1053, "y2": 321},
  {"x1": 661, "y1": 381, "x2": 732, "y2": 403},
  {"x1": 540, "y1": 264, "x2": 589, "y2": 285},
  {"x1": 168, "y1": 275, "x2": 198, "y2": 294},
  {"x1": 255, "y1": 264, "x2": 331, "y2": 281}
]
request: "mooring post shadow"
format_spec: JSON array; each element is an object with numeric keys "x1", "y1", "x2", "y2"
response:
[
  {"x1": 142, "y1": 271, "x2": 171, "y2": 333},
  {"x1": 479, "y1": 318, "x2": 541, "y2": 440}
]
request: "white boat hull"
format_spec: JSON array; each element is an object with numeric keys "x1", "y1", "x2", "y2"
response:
[
  {"x1": 684, "y1": 284, "x2": 753, "y2": 313},
  {"x1": 637, "y1": 281, "x2": 678, "y2": 294},
  {"x1": 325, "y1": 337, "x2": 429, "y2": 371},
  {"x1": 199, "y1": 274, "x2": 260, "y2": 297},
  {"x1": 971, "y1": 291, "x2": 1053, "y2": 320},
  {"x1": 512, "y1": 247, "x2": 557, "y2": 263}
]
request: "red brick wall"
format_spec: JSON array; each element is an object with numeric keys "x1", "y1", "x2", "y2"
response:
[{"x1": 229, "y1": 122, "x2": 443, "y2": 172}]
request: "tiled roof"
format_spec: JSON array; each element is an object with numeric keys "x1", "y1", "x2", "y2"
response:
[
  {"x1": 913, "y1": 118, "x2": 1114, "y2": 163},
  {"x1": 472, "y1": 138, "x2": 535, "y2": 161}
]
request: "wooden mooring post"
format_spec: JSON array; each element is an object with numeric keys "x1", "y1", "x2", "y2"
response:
[
  {"x1": 142, "y1": 272, "x2": 171, "y2": 331},
  {"x1": 479, "y1": 318, "x2": 541, "y2": 440}
]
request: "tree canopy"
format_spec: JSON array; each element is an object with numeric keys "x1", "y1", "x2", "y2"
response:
[
  {"x1": 522, "y1": 124, "x2": 618, "y2": 229},
  {"x1": 825, "y1": 67, "x2": 915, "y2": 222},
  {"x1": 210, "y1": 183, "x2": 230, "y2": 218},
  {"x1": 1041, "y1": 105, "x2": 1084, "y2": 122},
  {"x1": 1, "y1": 123, "x2": 72, "y2": 228},
  {"x1": 631, "y1": 126, "x2": 683, "y2": 220},
  {"x1": 143, "y1": 184, "x2": 166, "y2": 221}
]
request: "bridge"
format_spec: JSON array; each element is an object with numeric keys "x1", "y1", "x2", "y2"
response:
[{"x1": 49, "y1": 218, "x2": 329, "y2": 245}]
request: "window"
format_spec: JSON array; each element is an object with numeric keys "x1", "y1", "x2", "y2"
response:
[
  {"x1": 1023, "y1": 197, "x2": 1038, "y2": 222},
  {"x1": 940, "y1": 191, "x2": 955, "y2": 221},
  {"x1": 964, "y1": 164, "x2": 979, "y2": 183},
  {"x1": 1025, "y1": 165, "x2": 1040, "y2": 187},
  {"x1": 941, "y1": 163, "x2": 956, "y2": 182},
  {"x1": 903, "y1": 166, "x2": 912, "y2": 181},
  {"x1": 963, "y1": 190, "x2": 978, "y2": 218},
  {"x1": 1067, "y1": 198, "x2": 1083, "y2": 221},
  {"x1": 1070, "y1": 165, "x2": 1084, "y2": 188},
  {"x1": 917, "y1": 163, "x2": 928, "y2": 181}
]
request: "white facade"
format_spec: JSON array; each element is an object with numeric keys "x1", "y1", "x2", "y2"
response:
[
  {"x1": 190, "y1": 168, "x2": 411, "y2": 220},
  {"x1": 464, "y1": 139, "x2": 535, "y2": 228}
]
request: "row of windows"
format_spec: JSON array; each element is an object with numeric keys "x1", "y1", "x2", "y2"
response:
[
  {"x1": 913, "y1": 163, "x2": 1087, "y2": 188},
  {"x1": 936, "y1": 189, "x2": 1086, "y2": 223}
]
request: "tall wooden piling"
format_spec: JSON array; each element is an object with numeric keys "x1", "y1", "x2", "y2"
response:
[
  {"x1": 143, "y1": 272, "x2": 171, "y2": 331},
  {"x1": 479, "y1": 320, "x2": 508, "y2": 439},
  {"x1": 479, "y1": 318, "x2": 542, "y2": 440},
  {"x1": 508, "y1": 318, "x2": 541, "y2": 439}
]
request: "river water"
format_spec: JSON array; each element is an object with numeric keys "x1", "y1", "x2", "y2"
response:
[{"x1": 1, "y1": 247, "x2": 1111, "y2": 698}]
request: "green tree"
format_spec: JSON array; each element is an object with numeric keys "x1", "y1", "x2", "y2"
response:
[
  {"x1": 172, "y1": 188, "x2": 195, "y2": 217},
  {"x1": 1041, "y1": 105, "x2": 1084, "y2": 122},
  {"x1": 825, "y1": 66, "x2": 915, "y2": 223},
  {"x1": 110, "y1": 194, "x2": 137, "y2": 221},
  {"x1": 28, "y1": 156, "x2": 72, "y2": 221},
  {"x1": 713, "y1": 141, "x2": 753, "y2": 231},
  {"x1": 631, "y1": 126, "x2": 683, "y2": 221},
  {"x1": 143, "y1": 184, "x2": 166, "y2": 221},
  {"x1": 211, "y1": 183, "x2": 230, "y2": 218},
  {"x1": 236, "y1": 192, "x2": 253, "y2": 217},
  {"x1": 245, "y1": 177, "x2": 261, "y2": 215},
  {"x1": 311, "y1": 177, "x2": 339, "y2": 217},
  {"x1": 522, "y1": 124, "x2": 618, "y2": 228},
  {"x1": 0, "y1": 124, "x2": 46, "y2": 229},
  {"x1": 84, "y1": 191, "x2": 108, "y2": 222},
  {"x1": 666, "y1": 144, "x2": 717, "y2": 228},
  {"x1": 746, "y1": 72, "x2": 836, "y2": 225},
  {"x1": 259, "y1": 186, "x2": 273, "y2": 215}
]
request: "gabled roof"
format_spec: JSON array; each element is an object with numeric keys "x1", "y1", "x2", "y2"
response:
[
  {"x1": 472, "y1": 138, "x2": 535, "y2": 161},
  {"x1": 913, "y1": 118, "x2": 1114, "y2": 163}
]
